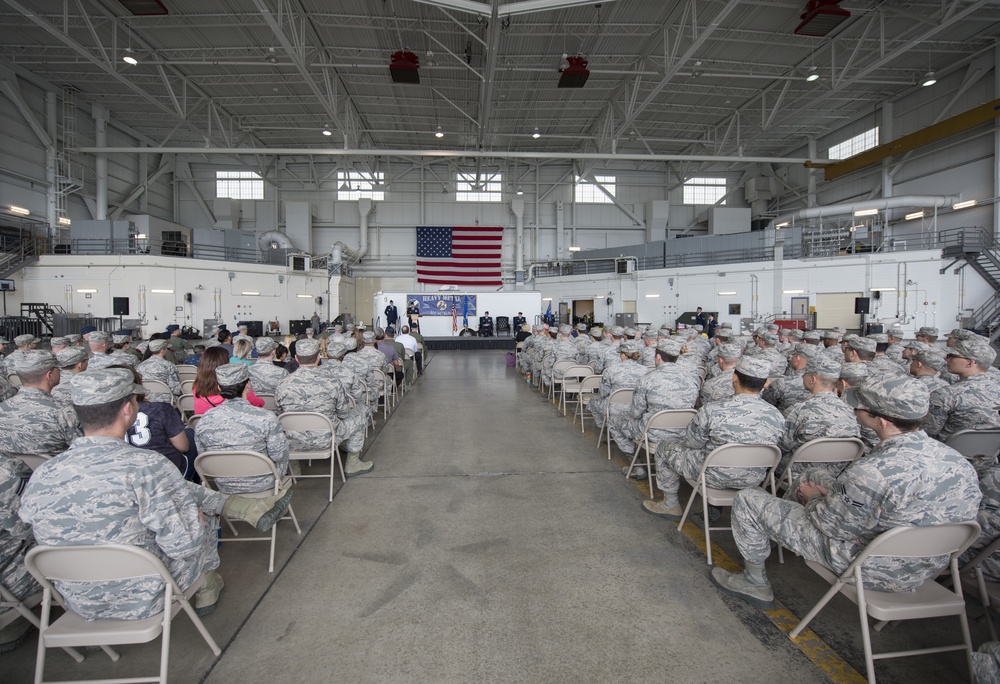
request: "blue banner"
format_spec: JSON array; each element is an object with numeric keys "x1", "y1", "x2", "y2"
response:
[{"x1": 407, "y1": 294, "x2": 477, "y2": 317}]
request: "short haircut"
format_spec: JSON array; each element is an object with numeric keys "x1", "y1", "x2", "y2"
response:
[
  {"x1": 194, "y1": 344, "x2": 206, "y2": 353},
  {"x1": 655, "y1": 349, "x2": 678, "y2": 363},
  {"x1": 297, "y1": 353, "x2": 319, "y2": 365},
  {"x1": 401, "y1": 326, "x2": 409, "y2": 334},
  {"x1": 75, "y1": 395, "x2": 133, "y2": 432},
  {"x1": 734, "y1": 370, "x2": 767, "y2": 393},
  {"x1": 976, "y1": 360, "x2": 992, "y2": 372},
  {"x1": 863, "y1": 409, "x2": 923, "y2": 432},
  {"x1": 875, "y1": 342, "x2": 889, "y2": 353},
  {"x1": 219, "y1": 380, "x2": 249, "y2": 400},
  {"x1": 16, "y1": 368, "x2": 51, "y2": 385},
  {"x1": 852, "y1": 349, "x2": 876, "y2": 361}
]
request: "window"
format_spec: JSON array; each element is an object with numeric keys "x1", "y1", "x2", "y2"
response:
[
  {"x1": 455, "y1": 172, "x2": 502, "y2": 202},
  {"x1": 828, "y1": 127, "x2": 879, "y2": 160},
  {"x1": 575, "y1": 175, "x2": 615, "y2": 203},
  {"x1": 216, "y1": 171, "x2": 263, "y2": 200},
  {"x1": 683, "y1": 177, "x2": 727, "y2": 205},
  {"x1": 337, "y1": 171, "x2": 385, "y2": 201}
]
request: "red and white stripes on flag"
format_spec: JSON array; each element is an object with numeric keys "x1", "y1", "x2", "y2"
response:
[{"x1": 415, "y1": 226, "x2": 503, "y2": 286}]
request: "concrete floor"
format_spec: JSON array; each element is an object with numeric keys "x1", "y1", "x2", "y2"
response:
[{"x1": 3, "y1": 350, "x2": 990, "y2": 683}]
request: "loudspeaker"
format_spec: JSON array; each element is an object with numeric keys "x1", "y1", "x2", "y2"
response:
[
  {"x1": 854, "y1": 297, "x2": 870, "y2": 314},
  {"x1": 185, "y1": 292, "x2": 193, "y2": 303},
  {"x1": 113, "y1": 297, "x2": 130, "y2": 316}
]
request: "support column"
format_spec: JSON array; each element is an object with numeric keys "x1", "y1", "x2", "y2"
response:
[
  {"x1": 556, "y1": 200, "x2": 564, "y2": 260},
  {"x1": 881, "y1": 102, "x2": 894, "y2": 199},
  {"x1": 807, "y1": 138, "x2": 817, "y2": 208},
  {"x1": 45, "y1": 91, "x2": 57, "y2": 238},
  {"x1": 93, "y1": 103, "x2": 108, "y2": 220},
  {"x1": 773, "y1": 234, "x2": 784, "y2": 316},
  {"x1": 511, "y1": 198, "x2": 525, "y2": 286},
  {"x1": 994, "y1": 44, "x2": 1000, "y2": 239}
]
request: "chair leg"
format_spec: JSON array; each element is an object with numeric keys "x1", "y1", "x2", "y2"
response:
[
  {"x1": 702, "y1": 495, "x2": 713, "y2": 566},
  {"x1": 286, "y1": 504, "x2": 302, "y2": 535},
  {"x1": 677, "y1": 485, "x2": 699, "y2": 532},
  {"x1": 268, "y1": 523, "x2": 277, "y2": 573},
  {"x1": 160, "y1": 585, "x2": 173, "y2": 684},
  {"x1": 959, "y1": 607, "x2": 977, "y2": 683},
  {"x1": 855, "y1": 578, "x2": 878, "y2": 684},
  {"x1": 789, "y1": 580, "x2": 844, "y2": 638},
  {"x1": 977, "y1": 568, "x2": 999, "y2": 641},
  {"x1": 179, "y1": 600, "x2": 223, "y2": 655},
  {"x1": 645, "y1": 441, "x2": 656, "y2": 500}
]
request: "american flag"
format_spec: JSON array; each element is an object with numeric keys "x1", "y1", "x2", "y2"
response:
[{"x1": 416, "y1": 226, "x2": 503, "y2": 286}]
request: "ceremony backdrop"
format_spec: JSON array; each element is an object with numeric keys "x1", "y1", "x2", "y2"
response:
[
  {"x1": 374, "y1": 291, "x2": 542, "y2": 337},
  {"x1": 415, "y1": 226, "x2": 504, "y2": 287}
]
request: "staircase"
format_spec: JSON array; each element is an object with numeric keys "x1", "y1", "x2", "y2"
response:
[
  {"x1": 941, "y1": 228, "x2": 1000, "y2": 342},
  {"x1": 21, "y1": 303, "x2": 65, "y2": 336},
  {"x1": 0, "y1": 235, "x2": 44, "y2": 280}
]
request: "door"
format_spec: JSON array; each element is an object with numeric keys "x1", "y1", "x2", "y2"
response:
[{"x1": 815, "y1": 292, "x2": 863, "y2": 331}]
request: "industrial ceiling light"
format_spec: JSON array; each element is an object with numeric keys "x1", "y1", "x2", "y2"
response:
[
  {"x1": 805, "y1": 66, "x2": 819, "y2": 82},
  {"x1": 905, "y1": 211, "x2": 925, "y2": 220},
  {"x1": 322, "y1": 127, "x2": 332, "y2": 136},
  {"x1": 775, "y1": 221, "x2": 790, "y2": 228},
  {"x1": 783, "y1": 289, "x2": 805, "y2": 294},
  {"x1": 921, "y1": 71, "x2": 937, "y2": 87},
  {"x1": 441, "y1": 184, "x2": 449, "y2": 194},
  {"x1": 122, "y1": 48, "x2": 138, "y2": 65},
  {"x1": 953, "y1": 199, "x2": 977, "y2": 210},
  {"x1": 434, "y1": 125, "x2": 444, "y2": 138},
  {"x1": 532, "y1": 127, "x2": 540, "y2": 139},
  {"x1": 870, "y1": 287, "x2": 896, "y2": 292},
  {"x1": 58, "y1": 216, "x2": 71, "y2": 226},
  {"x1": 718, "y1": 291, "x2": 737, "y2": 296},
  {"x1": 241, "y1": 291, "x2": 260, "y2": 296},
  {"x1": 568, "y1": 246, "x2": 581, "y2": 252},
  {"x1": 9, "y1": 205, "x2": 30, "y2": 216},
  {"x1": 265, "y1": 48, "x2": 278, "y2": 64},
  {"x1": 516, "y1": 186, "x2": 524, "y2": 195},
  {"x1": 853, "y1": 208, "x2": 879, "y2": 217}
]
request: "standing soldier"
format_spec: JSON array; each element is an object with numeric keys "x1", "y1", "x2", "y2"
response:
[{"x1": 384, "y1": 300, "x2": 399, "y2": 328}]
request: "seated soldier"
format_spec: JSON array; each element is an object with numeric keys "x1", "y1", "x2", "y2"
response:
[
  {"x1": 925, "y1": 337, "x2": 1000, "y2": 441},
  {"x1": 0, "y1": 454, "x2": 39, "y2": 652},
  {"x1": 643, "y1": 356, "x2": 785, "y2": 521},
  {"x1": 0, "y1": 351, "x2": 79, "y2": 459},
  {"x1": 247, "y1": 337, "x2": 289, "y2": 395},
  {"x1": 712, "y1": 376, "x2": 980, "y2": 609},
  {"x1": 479, "y1": 311, "x2": 495, "y2": 337},
  {"x1": 19, "y1": 369, "x2": 293, "y2": 619}
]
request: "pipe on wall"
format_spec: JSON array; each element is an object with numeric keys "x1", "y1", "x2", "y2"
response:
[
  {"x1": 511, "y1": 198, "x2": 525, "y2": 285},
  {"x1": 770, "y1": 195, "x2": 961, "y2": 228}
]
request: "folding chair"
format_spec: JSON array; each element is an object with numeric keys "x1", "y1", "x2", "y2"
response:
[
  {"x1": 174, "y1": 365, "x2": 198, "y2": 381},
  {"x1": 141, "y1": 379, "x2": 175, "y2": 406},
  {"x1": 789, "y1": 522, "x2": 981, "y2": 684},
  {"x1": 177, "y1": 394, "x2": 195, "y2": 419},
  {"x1": 946, "y1": 429, "x2": 1000, "y2": 472},
  {"x1": 779, "y1": 437, "x2": 865, "y2": 493},
  {"x1": 372, "y1": 368, "x2": 392, "y2": 419},
  {"x1": 11, "y1": 453, "x2": 51, "y2": 472},
  {"x1": 597, "y1": 388, "x2": 634, "y2": 459},
  {"x1": 573, "y1": 375, "x2": 603, "y2": 432},
  {"x1": 624, "y1": 409, "x2": 697, "y2": 499},
  {"x1": 256, "y1": 393, "x2": 278, "y2": 413},
  {"x1": 677, "y1": 443, "x2": 782, "y2": 566},
  {"x1": 960, "y1": 535, "x2": 1000, "y2": 642},
  {"x1": 194, "y1": 451, "x2": 300, "y2": 572},
  {"x1": 515, "y1": 342, "x2": 525, "y2": 372},
  {"x1": 179, "y1": 379, "x2": 195, "y2": 395},
  {"x1": 24, "y1": 544, "x2": 222, "y2": 684},
  {"x1": 548, "y1": 360, "x2": 577, "y2": 404},
  {"x1": 185, "y1": 414, "x2": 201, "y2": 429},
  {"x1": 278, "y1": 412, "x2": 344, "y2": 502},
  {"x1": 560, "y1": 366, "x2": 595, "y2": 416}
]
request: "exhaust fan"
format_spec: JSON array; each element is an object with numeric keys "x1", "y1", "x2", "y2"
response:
[
  {"x1": 389, "y1": 51, "x2": 420, "y2": 84},
  {"x1": 558, "y1": 56, "x2": 590, "y2": 88},
  {"x1": 794, "y1": 0, "x2": 850, "y2": 37}
]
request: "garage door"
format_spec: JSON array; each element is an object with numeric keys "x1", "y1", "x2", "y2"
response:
[{"x1": 815, "y1": 292, "x2": 863, "y2": 332}]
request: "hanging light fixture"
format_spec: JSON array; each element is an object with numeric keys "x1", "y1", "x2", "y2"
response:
[
  {"x1": 322, "y1": 127, "x2": 332, "y2": 136},
  {"x1": 805, "y1": 66, "x2": 819, "y2": 82},
  {"x1": 122, "y1": 48, "x2": 138, "y2": 66},
  {"x1": 434, "y1": 125, "x2": 444, "y2": 138},
  {"x1": 532, "y1": 127, "x2": 540, "y2": 139},
  {"x1": 921, "y1": 71, "x2": 937, "y2": 87},
  {"x1": 516, "y1": 186, "x2": 524, "y2": 195}
]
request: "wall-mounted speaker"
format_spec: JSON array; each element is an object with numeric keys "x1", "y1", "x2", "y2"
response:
[
  {"x1": 112, "y1": 297, "x2": 129, "y2": 316},
  {"x1": 854, "y1": 297, "x2": 871, "y2": 314},
  {"x1": 185, "y1": 292, "x2": 193, "y2": 303}
]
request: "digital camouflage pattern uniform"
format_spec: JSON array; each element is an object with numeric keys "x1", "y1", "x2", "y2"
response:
[
  {"x1": 0, "y1": 386, "x2": 79, "y2": 458},
  {"x1": 585, "y1": 337, "x2": 607, "y2": 374},
  {"x1": 0, "y1": 373, "x2": 16, "y2": 403},
  {"x1": 925, "y1": 374, "x2": 1000, "y2": 442},
  {"x1": 195, "y1": 397, "x2": 289, "y2": 494},
  {"x1": 19, "y1": 436, "x2": 222, "y2": 620},
  {"x1": 588, "y1": 350, "x2": 647, "y2": 430},
  {"x1": 322, "y1": 356, "x2": 369, "y2": 415},
  {"x1": 248, "y1": 360, "x2": 289, "y2": 395},
  {"x1": 136, "y1": 353, "x2": 182, "y2": 404},
  {"x1": 699, "y1": 371, "x2": 735, "y2": 406},
  {"x1": 777, "y1": 391, "x2": 860, "y2": 478},
  {"x1": 868, "y1": 354, "x2": 908, "y2": 381},
  {"x1": 0, "y1": 455, "x2": 39, "y2": 618},
  {"x1": 959, "y1": 463, "x2": 1000, "y2": 582},
  {"x1": 275, "y1": 365, "x2": 366, "y2": 453},
  {"x1": 761, "y1": 370, "x2": 809, "y2": 416}
]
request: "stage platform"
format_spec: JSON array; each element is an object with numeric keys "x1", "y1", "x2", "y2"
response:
[{"x1": 425, "y1": 335, "x2": 517, "y2": 351}]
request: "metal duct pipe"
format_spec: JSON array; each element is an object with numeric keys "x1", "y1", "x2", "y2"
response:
[
  {"x1": 93, "y1": 104, "x2": 108, "y2": 220},
  {"x1": 358, "y1": 198, "x2": 373, "y2": 259},
  {"x1": 511, "y1": 198, "x2": 525, "y2": 285},
  {"x1": 770, "y1": 195, "x2": 961, "y2": 227},
  {"x1": 257, "y1": 230, "x2": 294, "y2": 251}
]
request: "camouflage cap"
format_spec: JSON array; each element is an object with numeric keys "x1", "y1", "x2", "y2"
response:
[
  {"x1": 868, "y1": 333, "x2": 889, "y2": 344},
  {"x1": 0, "y1": 336, "x2": 8, "y2": 345},
  {"x1": 715, "y1": 329, "x2": 732, "y2": 339},
  {"x1": 821, "y1": 330, "x2": 841, "y2": 340},
  {"x1": 111, "y1": 334, "x2": 130, "y2": 345},
  {"x1": 839, "y1": 362, "x2": 870, "y2": 385},
  {"x1": 148, "y1": 339, "x2": 169, "y2": 353},
  {"x1": 55, "y1": 347, "x2": 88, "y2": 367},
  {"x1": 532, "y1": 324, "x2": 544, "y2": 332},
  {"x1": 950, "y1": 338, "x2": 997, "y2": 366},
  {"x1": 843, "y1": 333, "x2": 860, "y2": 343},
  {"x1": 693, "y1": 324, "x2": 704, "y2": 332},
  {"x1": 66, "y1": 334, "x2": 82, "y2": 344},
  {"x1": 848, "y1": 337, "x2": 877, "y2": 353},
  {"x1": 803, "y1": 330, "x2": 821, "y2": 342},
  {"x1": 9, "y1": 349, "x2": 58, "y2": 374},
  {"x1": 346, "y1": 323, "x2": 356, "y2": 331},
  {"x1": 833, "y1": 326, "x2": 847, "y2": 334},
  {"x1": 736, "y1": 355, "x2": 771, "y2": 380},
  {"x1": 71, "y1": 368, "x2": 146, "y2": 406},
  {"x1": 619, "y1": 339, "x2": 642, "y2": 355},
  {"x1": 788, "y1": 329, "x2": 804, "y2": 340},
  {"x1": 791, "y1": 342, "x2": 818, "y2": 359},
  {"x1": 767, "y1": 323, "x2": 779, "y2": 332},
  {"x1": 955, "y1": 329, "x2": 980, "y2": 342},
  {"x1": 778, "y1": 328, "x2": 794, "y2": 337},
  {"x1": 913, "y1": 348, "x2": 948, "y2": 372},
  {"x1": 558, "y1": 324, "x2": 572, "y2": 334},
  {"x1": 297, "y1": 338, "x2": 321, "y2": 356},
  {"x1": 760, "y1": 331, "x2": 778, "y2": 346},
  {"x1": 577, "y1": 323, "x2": 588, "y2": 331},
  {"x1": 805, "y1": 355, "x2": 842, "y2": 379},
  {"x1": 623, "y1": 327, "x2": 638, "y2": 338},
  {"x1": 14, "y1": 334, "x2": 39, "y2": 346},
  {"x1": 887, "y1": 326, "x2": 904, "y2": 339},
  {"x1": 343, "y1": 336, "x2": 358, "y2": 351},
  {"x1": 362, "y1": 330, "x2": 376, "y2": 344},
  {"x1": 328, "y1": 340, "x2": 348, "y2": 357},
  {"x1": 610, "y1": 326, "x2": 625, "y2": 337},
  {"x1": 656, "y1": 339, "x2": 683, "y2": 356},
  {"x1": 305, "y1": 327, "x2": 315, "y2": 334},
  {"x1": 905, "y1": 340, "x2": 930, "y2": 352},
  {"x1": 844, "y1": 376, "x2": 929, "y2": 420},
  {"x1": 215, "y1": 362, "x2": 250, "y2": 386},
  {"x1": 718, "y1": 321, "x2": 733, "y2": 329},
  {"x1": 948, "y1": 328, "x2": 963, "y2": 338},
  {"x1": 917, "y1": 326, "x2": 939, "y2": 338},
  {"x1": 589, "y1": 327, "x2": 603, "y2": 339},
  {"x1": 642, "y1": 329, "x2": 658, "y2": 340},
  {"x1": 50, "y1": 336, "x2": 70, "y2": 347},
  {"x1": 88, "y1": 331, "x2": 111, "y2": 344},
  {"x1": 255, "y1": 337, "x2": 278, "y2": 354},
  {"x1": 718, "y1": 343, "x2": 742, "y2": 360}
]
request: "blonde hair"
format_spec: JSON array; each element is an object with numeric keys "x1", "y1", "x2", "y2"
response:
[{"x1": 232, "y1": 338, "x2": 252, "y2": 360}]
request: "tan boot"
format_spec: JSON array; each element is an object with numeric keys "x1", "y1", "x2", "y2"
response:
[
  {"x1": 345, "y1": 451, "x2": 374, "y2": 478},
  {"x1": 221, "y1": 490, "x2": 292, "y2": 532},
  {"x1": 194, "y1": 571, "x2": 225, "y2": 616}
]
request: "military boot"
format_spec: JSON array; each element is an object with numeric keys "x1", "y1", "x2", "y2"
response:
[
  {"x1": 221, "y1": 490, "x2": 292, "y2": 532},
  {"x1": 194, "y1": 571, "x2": 225, "y2": 616},
  {"x1": 345, "y1": 451, "x2": 374, "y2": 477},
  {"x1": 710, "y1": 563, "x2": 775, "y2": 610}
]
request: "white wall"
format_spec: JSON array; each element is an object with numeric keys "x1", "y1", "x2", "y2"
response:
[{"x1": 373, "y1": 291, "x2": 542, "y2": 336}]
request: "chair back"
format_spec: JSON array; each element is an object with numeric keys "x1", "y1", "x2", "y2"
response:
[
  {"x1": 257, "y1": 393, "x2": 278, "y2": 412},
  {"x1": 177, "y1": 394, "x2": 195, "y2": 415},
  {"x1": 26, "y1": 544, "x2": 177, "y2": 587},
  {"x1": 553, "y1": 360, "x2": 576, "y2": 376},
  {"x1": 702, "y1": 443, "x2": 780, "y2": 469},
  {"x1": 607, "y1": 388, "x2": 634, "y2": 405},
  {"x1": 142, "y1": 379, "x2": 173, "y2": 396},
  {"x1": 175, "y1": 365, "x2": 198, "y2": 380},
  {"x1": 851, "y1": 523, "x2": 980, "y2": 564},
  {"x1": 562, "y1": 366, "x2": 593, "y2": 386},
  {"x1": 195, "y1": 450, "x2": 279, "y2": 481},
  {"x1": 186, "y1": 414, "x2": 201, "y2": 429},
  {"x1": 578, "y1": 375, "x2": 602, "y2": 393},
  {"x1": 278, "y1": 411, "x2": 333, "y2": 435},
  {"x1": 179, "y1": 379, "x2": 195, "y2": 395},
  {"x1": 646, "y1": 409, "x2": 698, "y2": 430},
  {"x1": 789, "y1": 437, "x2": 865, "y2": 465},
  {"x1": 945, "y1": 429, "x2": 1000, "y2": 459},
  {"x1": 7, "y1": 374, "x2": 22, "y2": 388},
  {"x1": 516, "y1": 342, "x2": 525, "y2": 351},
  {"x1": 11, "y1": 453, "x2": 51, "y2": 471}
]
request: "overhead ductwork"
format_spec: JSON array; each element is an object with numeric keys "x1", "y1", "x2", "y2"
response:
[
  {"x1": 329, "y1": 198, "x2": 375, "y2": 271},
  {"x1": 511, "y1": 198, "x2": 525, "y2": 284},
  {"x1": 257, "y1": 230, "x2": 294, "y2": 251},
  {"x1": 770, "y1": 195, "x2": 961, "y2": 228}
]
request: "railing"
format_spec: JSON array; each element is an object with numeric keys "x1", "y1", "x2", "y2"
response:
[{"x1": 0, "y1": 236, "x2": 46, "y2": 279}]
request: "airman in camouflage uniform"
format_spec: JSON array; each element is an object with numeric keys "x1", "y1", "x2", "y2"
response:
[
  {"x1": 777, "y1": 355, "x2": 859, "y2": 479},
  {"x1": 2, "y1": 334, "x2": 39, "y2": 376},
  {"x1": 588, "y1": 340, "x2": 648, "y2": 430},
  {"x1": 18, "y1": 369, "x2": 293, "y2": 620},
  {"x1": 711, "y1": 376, "x2": 980, "y2": 610},
  {"x1": 925, "y1": 338, "x2": 1000, "y2": 441},
  {"x1": 248, "y1": 337, "x2": 289, "y2": 395},
  {"x1": 754, "y1": 331, "x2": 788, "y2": 377},
  {"x1": 49, "y1": 347, "x2": 89, "y2": 408},
  {"x1": 0, "y1": 373, "x2": 15, "y2": 404},
  {"x1": 611, "y1": 339, "x2": 700, "y2": 456},
  {"x1": 0, "y1": 335, "x2": 9, "y2": 376},
  {"x1": 82, "y1": 331, "x2": 117, "y2": 371},
  {"x1": 136, "y1": 339, "x2": 182, "y2": 404},
  {"x1": 915, "y1": 326, "x2": 939, "y2": 344},
  {"x1": 761, "y1": 343, "x2": 815, "y2": 415},
  {"x1": 640, "y1": 329, "x2": 659, "y2": 369},
  {"x1": 108, "y1": 334, "x2": 139, "y2": 369},
  {"x1": 584, "y1": 328, "x2": 606, "y2": 373},
  {"x1": 908, "y1": 347, "x2": 949, "y2": 395},
  {"x1": 0, "y1": 454, "x2": 39, "y2": 635},
  {"x1": 341, "y1": 335, "x2": 379, "y2": 405},
  {"x1": 543, "y1": 324, "x2": 583, "y2": 388},
  {"x1": 643, "y1": 356, "x2": 785, "y2": 519},
  {"x1": 0, "y1": 351, "x2": 79, "y2": 458},
  {"x1": 194, "y1": 364, "x2": 289, "y2": 494},
  {"x1": 959, "y1": 463, "x2": 1000, "y2": 585},
  {"x1": 699, "y1": 343, "x2": 742, "y2": 406},
  {"x1": 820, "y1": 330, "x2": 845, "y2": 362},
  {"x1": 867, "y1": 333, "x2": 908, "y2": 380},
  {"x1": 275, "y1": 338, "x2": 372, "y2": 476},
  {"x1": 573, "y1": 324, "x2": 592, "y2": 357},
  {"x1": 324, "y1": 338, "x2": 369, "y2": 413},
  {"x1": 600, "y1": 326, "x2": 627, "y2": 371},
  {"x1": 885, "y1": 326, "x2": 907, "y2": 365},
  {"x1": 837, "y1": 362, "x2": 878, "y2": 453}
]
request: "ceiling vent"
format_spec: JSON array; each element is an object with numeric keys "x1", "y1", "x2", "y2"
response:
[
  {"x1": 119, "y1": 0, "x2": 168, "y2": 15},
  {"x1": 794, "y1": 0, "x2": 850, "y2": 37},
  {"x1": 389, "y1": 51, "x2": 420, "y2": 84},
  {"x1": 558, "y1": 56, "x2": 590, "y2": 88}
]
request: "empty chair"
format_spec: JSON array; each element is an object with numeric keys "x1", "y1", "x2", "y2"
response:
[
  {"x1": 257, "y1": 393, "x2": 278, "y2": 413},
  {"x1": 677, "y1": 444, "x2": 782, "y2": 566},
  {"x1": 572, "y1": 375, "x2": 603, "y2": 432},
  {"x1": 24, "y1": 544, "x2": 222, "y2": 684},
  {"x1": 946, "y1": 429, "x2": 1000, "y2": 472},
  {"x1": 141, "y1": 379, "x2": 175, "y2": 406},
  {"x1": 789, "y1": 522, "x2": 981, "y2": 684},
  {"x1": 372, "y1": 368, "x2": 392, "y2": 418},
  {"x1": 194, "y1": 451, "x2": 300, "y2": 572},
  {"x1": 624, "y1": 409, "x2": 698, "y2": 499},
  {"x1": 597, "y1": 388, "x2": 634, "y2": 459},
  {"x1": 177, "y1": 394, "x2": 196, "y2": 419},
  {"x1": 559, "y1": 366, "x2": 595, "y2": 417},
  {"x1": 185, "y1": 413, "x2": 201, "y2": 429},
  {"x1": 779, "y1": 437, "x2": 866, "y2": 493},
  {"x1": 279, "y1": 411, "x2": 344, "y2": 502},
  {"x1": 174, "y1": 365, "x2": 198, "y2": 380}
]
